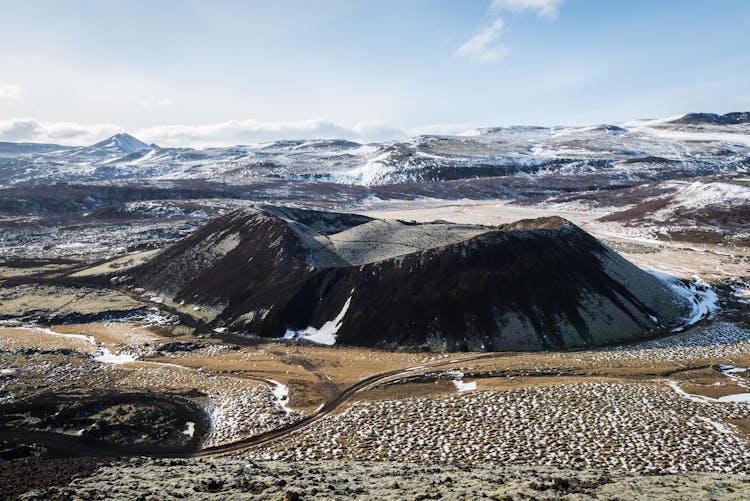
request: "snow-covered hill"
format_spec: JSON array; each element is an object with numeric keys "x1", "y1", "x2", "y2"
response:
[
  {"x1": 0, "y1": 141, "x2": 70, "y2": 157},
  {"x1": 85, "y1": 133, "x2": 155, "y2": 155},
  {"x1": 0, "y1": 114, "x2": 748, "y2": 189}
]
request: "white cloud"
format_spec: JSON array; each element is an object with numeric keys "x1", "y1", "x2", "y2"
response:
[
  {"x1": 0, "y1": 118, "x2": 121, "y2": 144},
  {"x1": 0, "y1": 117, "x2": 484, "y2": 147},
  {"x1": 410, "y1": 123, "x2": 477, "y2": 136},
  {"x1": 456, "y1": 18, "x2": 509, "y2": 63},
  {"x1": 141, "y1": 97, "x2": 175, "y2": 108},
  {"x1": 351, "y1": 121, "x2": 407, "y2": 141},
  {"x1": 0, "y1": 118, "x2": 392, "y2": 147},
  {"x1": 457, "y1": 0, "x2": 564, "y2": 63},
  {"x1": 137, "y1": 119, "x2": 408, "y2": 147},
  {"x1": 491, "y1": 0, "x2": 565, "y2": 17},
  {"x1": 0, "y1": 82, "x2": 22, "y2": 100}
]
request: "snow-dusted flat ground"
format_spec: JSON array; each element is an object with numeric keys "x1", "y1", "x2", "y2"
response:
[
  {"x1": 252, "y1": 380, "x2": 750, "y2": 474},
  {"x1": 240, "y1": 315, "x2": 750, "y2": 474}
]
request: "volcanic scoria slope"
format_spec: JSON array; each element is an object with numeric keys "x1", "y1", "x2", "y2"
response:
[{"x1": 130, "y1": 205, "x2": 691, "y2": 351}]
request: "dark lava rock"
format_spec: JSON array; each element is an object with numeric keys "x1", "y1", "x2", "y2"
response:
[
  {"x1": 0, "y1": 393, "x2": 208, "y2": 457},
  {"x1": 0, "y1": 457, "x2": 109, "y2": 499},
  {"x1": 157, "y1": 341, "x2": 209, "y2": 353},
  {"x1": 132, "y1": 205, "x2": 690, "y2": 351},
  {"x1": 284, "y1": 491, "x2": 302, "y2": 501},
  {"x1": 196, "y1": 477, "x2": 225, "y2": 493}
]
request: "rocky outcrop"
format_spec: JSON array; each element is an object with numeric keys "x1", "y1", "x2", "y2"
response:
[{"x1": 132, "y1": 205, "x2": 692, "y2": 351}]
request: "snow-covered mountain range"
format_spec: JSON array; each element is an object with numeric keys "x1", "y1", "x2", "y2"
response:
[{"x1": 1, "y1": 113, "x2": 748, "y2": 188}]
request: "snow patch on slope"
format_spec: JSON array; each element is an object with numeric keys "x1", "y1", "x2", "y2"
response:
[
  {"x1": 654, "y1": 181, "x2": 750, "y2": 219},
  {"x1": 283, "y1": 294, "x2": 353, "y2": 345},
  {"x1": 649, "y1": 271, "x2": 719, "y2": 332},
  {"x1": 335, "y1": 151, "x2": 398, "y2": 185}
]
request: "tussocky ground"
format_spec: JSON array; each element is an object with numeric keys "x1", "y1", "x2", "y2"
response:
[
  {"x1": 6, "y1": 459, "x2": 750, "y2": 500},
  {"x1": 1, "y1": 193, "x2": 749, "y2": 499}
]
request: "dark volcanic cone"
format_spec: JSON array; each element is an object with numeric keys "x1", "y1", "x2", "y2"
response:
[{"x1": 131, "y1": 205, "x2": 691, "y2": 351}]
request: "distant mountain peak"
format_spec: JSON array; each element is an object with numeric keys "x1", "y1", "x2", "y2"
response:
[
  {"x1": 90, "y1": 133, "x2": 155, "y2": 153},
  {"x1": 669, "y1": 112, "x2": 750, "y2": 126}
]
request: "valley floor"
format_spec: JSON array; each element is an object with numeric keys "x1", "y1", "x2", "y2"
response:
[{"x1": 1, "y1": 198, "x2": 750, "y2": 499}]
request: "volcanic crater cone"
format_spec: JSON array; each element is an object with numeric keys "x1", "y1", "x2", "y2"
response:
[{"x1": 132, "y1": 205, "x2": 693, "y2": 351}]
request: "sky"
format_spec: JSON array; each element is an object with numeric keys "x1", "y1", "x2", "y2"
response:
[{"x1": 0, "y1": 0, "x2": 749, "y2": 146}]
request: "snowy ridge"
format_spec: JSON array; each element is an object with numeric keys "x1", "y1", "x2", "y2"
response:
[
  {"x1": 88, "y1": 133, "x2": 154, "y2": 154},
  {"x1": 1, "y1": 115, "x2": 749, "y2": 188},
  {"x1": 659, "y1": 181, "x2": 750, "y2": 211}
]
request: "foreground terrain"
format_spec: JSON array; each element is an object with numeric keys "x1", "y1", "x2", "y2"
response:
[
  {"x1": 1, "y1": 113, "x2": 750, "y2": 499},
  {"x1": 1, "y1": 200, "x2": 749, "y2": 481},
  {"x1": 6, "y1": 460, "x2": 750, "y2": 500}
]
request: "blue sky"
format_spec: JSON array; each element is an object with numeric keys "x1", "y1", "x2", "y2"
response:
[{"x1": 0, "y1": 0, "x2": 748, "y2": 146}]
